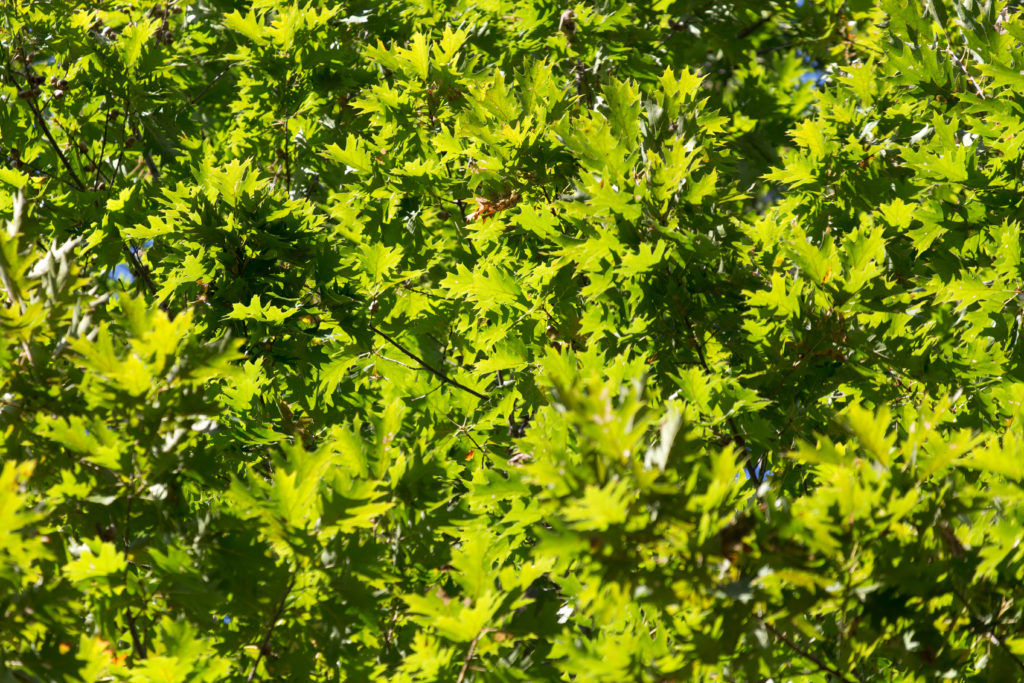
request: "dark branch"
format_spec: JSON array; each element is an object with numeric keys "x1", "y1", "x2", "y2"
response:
[
  {"x1": 247, "y1": 575, "x2": 295, "y2": 682},
  {"x1": 764, "y1": 622, "x2": 857, "y2": 683},
  {"x1": 126, "y1": 609, "x2": 147, "y2": 659},
  {"x1": 369, "y1": 323, "x2": 487, "y2": 401},
  {"x1": 681, "y1": 313, "x2": 763, "y2": 485}
]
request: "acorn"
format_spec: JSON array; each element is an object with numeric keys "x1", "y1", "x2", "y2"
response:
[{"x1": 17, "y1": 87, "x2": 41, "y2": 100}]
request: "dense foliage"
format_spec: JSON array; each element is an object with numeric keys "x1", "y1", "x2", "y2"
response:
[{"x1": 3, "y1": 0, "x2": 1024, "y2": 680}]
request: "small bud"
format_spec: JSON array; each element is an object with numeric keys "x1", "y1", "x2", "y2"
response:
[{"x1": 368, "y1": 299, "x2": 379, "y2": 314}]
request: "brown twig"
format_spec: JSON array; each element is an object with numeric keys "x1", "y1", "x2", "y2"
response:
[
  {"x1": 12, "y1": 74, "x2": 86, "y2": 191},
  {"x1": 130, "y1": 119, "x2": 161, "y2": 182},
  {"x1": 680, "y1": 313, "x2": 763, "y2": 484},
  {"x1": 939, "y1": 527, "x2": 1024, "y2": 674},
  {"x1": 247, "y1": 575, "x2": 295, "y2": 682},
  {"x1": 368, "y1": 323, "x2": 487, "y2": 401},
  {"x1": 125, "y1": 608, "x2": 147, "y2": 658},
  {"x1": 0, "y1": 192, "x2": 37, "y2": 369},
  {"x1": 736, "y1": 12, "x2": 774, "y2": 41},
  {"x1": 944, "y1": 46, "x2": 986, "y2": 100},
  {"x1": 189, "y1": 62, "x2": 238, "y2": 105},
  {"x1": 764, "y1": 622, "x2": 857, "y2": 683},
  {"x1": 456, "y1": 629, "x2": 490, "y2": 683},
  {"x1": 445, "y1": 413, "x2": 488, "y2": 454}
]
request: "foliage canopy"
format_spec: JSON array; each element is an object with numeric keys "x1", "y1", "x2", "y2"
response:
[{"x1": 4, "y1": 0, "x2": 1024, "y2": 680}]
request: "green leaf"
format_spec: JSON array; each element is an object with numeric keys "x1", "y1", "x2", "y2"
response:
[
  {"x1": 224, "y1": 10, "x2": 268, "y2": 45},
  {"x1": 323, "y1": 135, "x2": 375, "y2": 174},
  {"x1": 64, "y1": 540, "x2": 127, "y2": 582},
  {"x1": 225, "y1": 295, "x2": 296, "y2": 324},
  {"x1": 118, "y1": 19, "x2": 158, "y2": 70}
]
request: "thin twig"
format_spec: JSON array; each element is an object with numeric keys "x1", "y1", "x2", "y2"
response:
[
  {"x1": 94, "y1": 105, "x2": 112, "y2": 187},
  {"x1": 130, "y1": 119, "x2": 161, "y2": 182},
  {"x1": 189, "y1": 62, "x2": 238, "y2": 105},
  {"x1": 680, "y1": 313, "x2": 762, "y2": 484},
  {"x1": 368, "y1": 323, "x2": 487, "y2": 401},
  {"x1": 736, "y1": 12, "x2": 774, "y2": 41},
  {"x1": 120, "y1": 239, "x2": 158, "y2": 296},
  {"x1": 125, "y1": 609, "x2": 147, "y2": 658},
  {"x1": 247, "y1": 575, "x2": 295, "y2": 682},
  {"x1": 945, "y1": 46, "x2": 986, "y2": 100},
  {"x1": 375, "y1": 352, "x2": 415, "y2": 370},
  {"x1": 15, "y1": 78, "x2": 86, "y2": 190},
  {"x1": 444, "y1": 413, "x2": 488, "y2": 454},
  {"x1": 940, "y1": 531, "x2": 1024, "y2": 674},
  {"x1": 0, "y1": 192, "x2": 36, "y2": 369},
  {"x1": 764, "y1": 622, "x2": 857, "y2": 683},
  {"x1": 405, "y1": 283, "x2": 458, "y2": 302},
  {"x1": 456, "y1": 629, "x2": 489, "y2": 683}
]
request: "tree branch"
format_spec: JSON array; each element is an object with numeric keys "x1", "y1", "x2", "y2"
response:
[
  {"x1": 764, "y1": 622, "x2": 857, "y2": 683},
  {"x1": 247, "y1": 575, "x2": 295, "y2": 682},
  {"x1": 368, "y1": 323, "x2": 487, "y2": 401},
  {"x1": 680, "y1": 313, "x2": 763, "y2": 484},
  {"x1": 736, "y1": 12, "x2": 774, "y2": 41},
  {"x1": 938, "y1": 524, "x2": 1024, "y2": 675},
  {"x1": 456, "y1": 629, "x2": 489, "y2": 683},
  {"x1": 126, "y1": 608, "x2": 147, "y2": 659},
  {"x1": 189, "y1": 62, "x2": 238, "y2": 105},
  {"x1": 9, "y1": 64, "x2": 86, "y2": 191}
]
